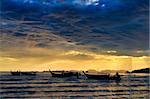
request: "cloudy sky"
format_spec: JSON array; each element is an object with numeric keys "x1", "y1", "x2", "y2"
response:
[{"x1": 0, "y1": 0, "x2": 149, "y2": 71}]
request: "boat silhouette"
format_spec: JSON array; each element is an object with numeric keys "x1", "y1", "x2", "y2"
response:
[
  {"x1": 21, "y1": 72, "x2": 36, "y2": 76},
  {"x1": 11, "y1": 71, "x2": 21, "y2": 76},
  {"x1": 49, "y1": 70, "x2": 79, "y2": 78},
  {"x1": 83, "y1": 71, "x2": 121, "y2": 81},
  {"x1": 11, "y1": 71, "x2": 36, "y2": 76}
]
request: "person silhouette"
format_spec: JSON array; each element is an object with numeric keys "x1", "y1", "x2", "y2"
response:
[{"x1": 115, "y1": 72, "x2": 121, "y2": 81}]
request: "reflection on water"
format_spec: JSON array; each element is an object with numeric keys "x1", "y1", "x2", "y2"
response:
[{"x1": 0, "y1": 72, "x2": 149, "y2": 98}]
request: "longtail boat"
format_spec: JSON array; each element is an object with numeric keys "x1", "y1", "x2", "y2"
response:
[
  {"x1": 21, "y1": 72, "x2": 36, "y2": 76},
  {"x1": 49, "y1": 70, "x2": 79, "y2": 78},
  {"x1": 11, "y1": 71, "x2": 36, "y2": 76},
  {"x1": 83, "y1": 71, "x2": 121, "y2": 81},
  {"x1": 11, "y1": 71, "x2": 21, "y2": 76}
]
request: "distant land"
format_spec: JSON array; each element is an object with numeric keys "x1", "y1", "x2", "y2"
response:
[
  {"x1": 131, "y1": 68, "x2": 150, "y2": 73},
  {"x1": 87, "y1": 68, "x2": 150, "y2": 74},
  {"x1": 100, "y1": 70, "x2": 127, "y2": 73},
  {"x1": 0, "y1": 68, "x2": 149, "y2": 74}
]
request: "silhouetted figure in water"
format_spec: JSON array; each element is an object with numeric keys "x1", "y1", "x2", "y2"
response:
[
  {"x1": 116, "y1": 72, "x2": 120, "y2": 78},
  {"x1": 115, "y1": 72, "x2": 121, "y2": 82},
  {"x1": 76, "y1": 72, "x2": 79, "y2": 79}
]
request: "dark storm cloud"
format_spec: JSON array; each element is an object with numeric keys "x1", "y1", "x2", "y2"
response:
[{"x1": 0, "y1": 0, "x2": 149, "y2": 56}]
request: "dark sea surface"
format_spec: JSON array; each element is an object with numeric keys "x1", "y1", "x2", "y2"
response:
[{"x1": 0, "y1": 72, "x2": 149, "y2": 99}]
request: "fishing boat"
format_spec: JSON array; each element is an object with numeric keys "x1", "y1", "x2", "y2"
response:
[
  {"x1": 49, "y1": 70, "x2": 79, "y2": 78},
  {"x1": 21, "y1": 72, "x2": 36, "y2": 76},
  {"x1": 11, "y1": 71, "x2": 21, "y2": 76},
  {"x1": 83, "y1": 71, "x2": 121, "y2": 81},
  {"x1": 11, "y1": 71, "x2": 36, "y2": 76}
]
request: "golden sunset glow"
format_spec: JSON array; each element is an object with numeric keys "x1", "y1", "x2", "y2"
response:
[{"x1": 0, "y1": 47, "x2": 149, "y2": 71}]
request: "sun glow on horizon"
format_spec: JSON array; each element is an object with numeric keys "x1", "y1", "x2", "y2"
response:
[{"x1": 0, "y1": 48, "x2": 149, "y2": 71}]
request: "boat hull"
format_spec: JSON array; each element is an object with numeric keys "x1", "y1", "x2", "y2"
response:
[
  {"x1": 50, "y1": 71, "x2": 78, "y2": 78},
  {"x1": 21, "y1": 72, "x2": 36, "y2": 76},
  {"x1": 83, "y1": 72, "x2": 121, "y2": 81},
  {"x1": 11, "y1": 72, "x2": 21, "y2": 76},
  {"x1": 85, "y1": 74, "x2": 110, "y2": 80},
  {"x1": 11, "y1": 72, "x2": 36, "y2": 76}
]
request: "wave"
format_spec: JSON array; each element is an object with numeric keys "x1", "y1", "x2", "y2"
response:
[{"x1": 0, "y1": 73, "x2": 149, "y2": 98}]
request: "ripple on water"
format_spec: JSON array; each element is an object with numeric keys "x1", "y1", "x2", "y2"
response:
[{"x1": 0, "y1": 73, "x2": 149, "y2": 98}]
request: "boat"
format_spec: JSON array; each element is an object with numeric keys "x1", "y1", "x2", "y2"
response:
[
  {"x1": 83, "y1": 71, "x2": 121, "y2": 81},
  {"x1": 11, "y1": 71, "x2": 21, "y2": 76},
  {"x1": 11, "y1": 71, "x2": 36, "y2": 76},
  {"x1": 49, "y1": 70, "x2": 79, "y2": 78},
  {"x1": 21, "y1": 72, "x2": 36, "y2": 76}
]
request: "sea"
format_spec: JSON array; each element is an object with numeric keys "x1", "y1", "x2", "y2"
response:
[{"x1": 0, "y1": 72, "x2": 149, "y2": 99}]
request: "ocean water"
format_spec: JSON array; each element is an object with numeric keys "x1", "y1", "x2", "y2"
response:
[{"x1": 0, "y1": 72, "x2": 149, "y2": 99}]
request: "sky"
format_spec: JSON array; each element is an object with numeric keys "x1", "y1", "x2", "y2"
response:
[{"x1": 0, "y1": 0, "x2": 149, "y2": 71}]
